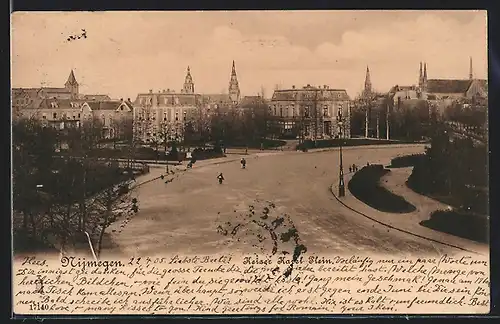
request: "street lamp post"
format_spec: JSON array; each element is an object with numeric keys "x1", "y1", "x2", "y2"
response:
[{"x1": 337, "y1": 107, "x2": 345, "y2": 197}]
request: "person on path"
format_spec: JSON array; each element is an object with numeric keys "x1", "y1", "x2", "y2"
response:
[
  {"x1": 241, "y1": 158, "x2": 246, "y2": 169},
  {"x1": 217, "y1": 172, "x2": 225, "y2": 184},
  {"x1": 349, "y1": 166, "x2": 352, "y2": 173}
]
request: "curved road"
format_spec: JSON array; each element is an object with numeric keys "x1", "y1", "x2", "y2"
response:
[{"x1": 105, "y1": 144, "x2": 480, "y2": 257}]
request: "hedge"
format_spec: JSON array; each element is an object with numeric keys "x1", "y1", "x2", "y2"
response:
[
  {"x1": 420, "y1": 209, "x2": 489, "y2": 243},
  {"x1": 348, "y1": 165, "x2": 416, "y2": 213}
]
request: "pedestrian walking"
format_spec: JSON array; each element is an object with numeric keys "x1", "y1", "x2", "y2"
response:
[
  {"x1": 349, "y1": 166, "x2": 352, "y2": 173},
  {"x1": 241, "y1": 158, "x2": 246, "y2": 169}
]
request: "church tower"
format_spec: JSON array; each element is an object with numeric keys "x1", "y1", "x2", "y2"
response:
[
  {"x1": 363, "y1": 66, "x2": 372, "y2": 96},
  {"x1": 65, "y1": 69, "x2": 79, "y2": 99},
  {"x1": 228, "y1": 60, "x2": 241, "y2": 104},
  {"x1": 418, "y1": 62, "x2": 423, "y2": 88},
  {"x1": 422, "y1": 62, "x2": 428, "y2": 92},
  {"x1": 183, "y1": 66, "x2": 195, "y2": 94},
  {"x1": 469, "y1": 56, "x2": 474, "y2": 80}
]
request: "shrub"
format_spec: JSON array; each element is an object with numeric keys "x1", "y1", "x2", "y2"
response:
[
  {"x1": 389, "y1": 154, "x2": 426, "y2": 168},
  {"x1": 296, "y1": 138, "x2": 417, "y2": 150},
  {"x1": 348, "y1": 165, "x2": 416, "y2": 213},
  {"x1": 421, "y1": 209, "x2": 489, "y2": 243}
]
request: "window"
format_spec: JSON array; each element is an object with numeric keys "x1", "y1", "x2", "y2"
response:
[
  {"x1": 274, "y1": 106, "x2": 277, "y2": 116},
  {"x1": 175, "y1": 112, "x2": 179, "y2": 121},
  {"x1": 280, "y1": 107, "x2": 283, "y2": 117},
  {"x1": 42, "y1": 114, "x2": 47, "y2": 120},
  {"x1": 53, "y1": 112, "x2": 57, "y2": 119},
  {"x1": 305, "y1": 106, "x2": 310, "y2": 118},
  {"x1": 78, "y1": 113, "x2": 81, "y2": 118},
  {"x1": 323, "y1": 105, "x2": 329, "y2": 117}
]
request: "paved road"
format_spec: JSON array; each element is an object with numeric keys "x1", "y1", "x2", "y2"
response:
[{"x1": 105, "y1": 144, "x2": 478, "y2": 258}]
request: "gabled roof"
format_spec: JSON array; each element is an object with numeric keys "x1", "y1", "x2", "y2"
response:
[
  {"x1": 239, "y1": 96, "x2": 266, "y2": 107},
  {"x1": 12, "y1": 87, "x2": 45, "y2": 99},
  {"x1": 80, "y1": 94, "x2": 111, "y2": 101},
  {"x1": 202, "y1": 94, "x2": 232, "y2": 104},
  {"x1": 87, "y1": 100, "x2": 134, "y2": 111},
  {"x1": 426, "y1": 79, "x2": 472, "y2": 94},
  {"x1": 271, "y1": 88, "x2": 350, "y2": 101},
  {"x1": 134, "y1": 92, "x2": 202, "y2": 106},
  {"x1": 38, "y1": 98, "x2": 86, "y2": 109}
]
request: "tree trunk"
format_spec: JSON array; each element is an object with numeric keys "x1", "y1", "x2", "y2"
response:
[
  {"x1": 28, "y1": 211, "x2": 37, "y2": 239},
  {"x1": 365, "y1": 108, "x2": 369, "y2": 138},
  {"x1": 96, "y1": 192, "x2": 112, "y2": 259},
  {"x1": 376, "y1": 113, "x2": 380, "y2": 139}
]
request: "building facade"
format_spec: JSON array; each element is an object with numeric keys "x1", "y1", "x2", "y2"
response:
[
  {"x1": 389, "y1": 58, "x2": 488, "y2": 108},
  {"x1": 13, "y1": 70, "x2": 133, "y2": 138},
  {"x1": 269, "y1": 84, "x2": 351, "y2": 139},
  {"x1": 133, "y1": 61, "x2": 243, "y2": 143},
  {"x1": 17, "y1": 97, "x2": 133, "y2": 136}
]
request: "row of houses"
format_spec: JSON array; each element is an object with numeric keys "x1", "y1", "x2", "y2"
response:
[{"x1": 12, "y1": 58, "x2": 487, "y2": 144}]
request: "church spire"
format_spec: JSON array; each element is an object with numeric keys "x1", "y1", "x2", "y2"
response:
[
  {"x1": 183, "y1": 65, "x2": 194, "y2": 93},
  {"x1": 365, "y1": 66, "x2": 372, "y2": 92},
  {"x1": 65, "y1": 69, "x2": 79, "y2": 99},
  {"x1": 363, "y1": 66, "x2": 372, "y2": 97},
  {"x1": 419, "y1": 62, "x2": 423, "y2": 87},
  {"x1": 469, "y1": 56, "x2": 473, "y2": 80},
  {"x1": 229, "y1": 60, "x2": 240, "y2": 104},
  {"x1": 422, "y1": 62, "x2": 428, "y2": 92},
  {"x1": 66, "y1": 69, "x2": 78, "y2": 86}
]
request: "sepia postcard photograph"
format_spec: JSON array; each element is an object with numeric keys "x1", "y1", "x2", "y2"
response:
[{"x1": 11, "y1": 10, "x2": 490, "y2": 317}]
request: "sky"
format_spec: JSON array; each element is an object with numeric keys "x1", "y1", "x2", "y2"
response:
[{"x1": 11, "y1": 10, "x2": 487, "y2": 100}]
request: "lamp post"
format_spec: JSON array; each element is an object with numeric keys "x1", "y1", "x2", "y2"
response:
[
  {"x1": 337, "y1": 106, "x2": 345, "y2": 197},
  {"x1": 183, "y1": 111, "x2": 187, "y2": 152}
]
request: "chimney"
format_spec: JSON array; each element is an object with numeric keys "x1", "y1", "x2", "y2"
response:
[
  {"x1": 127, "y1": 98, "x2": 131, "y2": 102},
  {"x1": 292, "y1": 85, "x2": 295, "y2": 89}
]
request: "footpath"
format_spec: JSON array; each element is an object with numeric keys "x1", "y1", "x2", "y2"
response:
[{"x1": 330, "y1": 161, "x2": 488, "y2": 256}]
